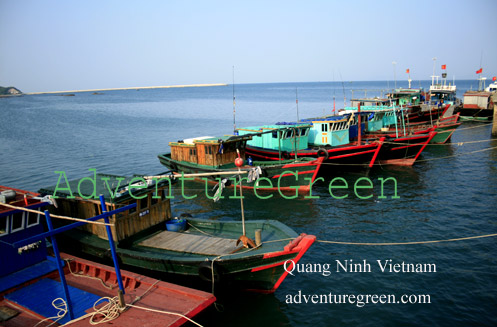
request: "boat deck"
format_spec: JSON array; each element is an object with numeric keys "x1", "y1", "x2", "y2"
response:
[
  {"x1": 139, "y1": 230, "x2": 242, "y2": 256},
  {"x1": 0, "y1": 254, "x2": 215, "y2": 327}
]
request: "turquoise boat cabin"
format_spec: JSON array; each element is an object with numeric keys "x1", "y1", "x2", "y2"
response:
[
  {"x1": 237, "y1": 124, "x2": 311, "y2": 152},
  {"x1": 387, "y1": 88, "x2": 423, "y2": 106}
]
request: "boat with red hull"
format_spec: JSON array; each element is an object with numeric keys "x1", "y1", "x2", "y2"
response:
[
  {"x1": 245, "y1": 140, "x2": 384, "y2": 169},
  {"x1": 237, "y1": 121, "x2": 385, "y2": 171},
  {"x1": 0, "y1": 186, "x2": 215, "y2": 327},
  {"x1": 373, "y1": 131, "x2": 436, "y2": 166}
]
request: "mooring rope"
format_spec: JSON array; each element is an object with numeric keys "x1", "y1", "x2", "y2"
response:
[
  {"x1": 315, "y1": 233, "x2": 497, "y2": 246},
  {"x1": 0, "y1": 202, "x2": 113, "y2": 226}
]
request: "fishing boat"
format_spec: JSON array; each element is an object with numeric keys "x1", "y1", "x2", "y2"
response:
[
  {"x1": 158, "y1": 134, "x2": 324, "y2": 193},
  {"x1": 0, "y1": 186, "x2": 215, "y2": 327},
  {"x1": 339, "y1": 104, "x2": 438, "y2": 165},
  {"x1": 458, "y1": 76, "x2": 495, "y2": 121},
  {"x1": 415, "y1": 74, "x2": 460, "y2": 122},
  {"x1": 386, "y1": 88, "x2": 424, "y2": 108},
  {"x1": 237, "y1": 118, "x2": 384, "y2": 170},
  {"x1": 37, "y1": 173, "x2": 316, "y2": 293}
]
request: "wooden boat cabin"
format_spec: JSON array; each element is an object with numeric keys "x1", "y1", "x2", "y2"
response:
[
  {"x1": 38, "y1": 173, "x2": 172, "y2": 243},
  {"x1": 237, "y1": 124, "x2": 311, "y2": 152},
  {"x1": 169, "y1": 135, "x2": 253, "y2": 168}
]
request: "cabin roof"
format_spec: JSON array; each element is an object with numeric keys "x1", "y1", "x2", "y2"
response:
[
  {"x1": 351, "y1": 98, "x2": 391, "y2": 103},
  {"x1": 169, "y1": 134, "x2": 252, "y2": 147},
  {"x1": 239, "y1": 124, "x2": 310, "y2": 132},
  {"x1": 183, "y1": 136, "x2": 214, "y2": 144},
  {"x1": 463, "y1": 91, "x2": 492, "y2": 97},
  {"x1": 390, "y1": 88, "x2": 422, "y2": 95},
  {"x1": 38, "y1": 173, "x2": 171, "y2": 204},
  {"x1": 0, "y1": 186, "x2": 42, "y2": 215}
]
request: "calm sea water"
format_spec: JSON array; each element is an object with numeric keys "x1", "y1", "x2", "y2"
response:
[{"x1": 1, "y1": 80, "x2": 496, "y2": 326}]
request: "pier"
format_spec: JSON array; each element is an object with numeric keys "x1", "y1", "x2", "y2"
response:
[{"x1": 25, "y1": 83, "x2": 228, "y2": 95}]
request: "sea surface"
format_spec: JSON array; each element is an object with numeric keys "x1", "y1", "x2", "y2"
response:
[{"x1": 1, "y1": 80, "x2": 496, "y2": 326}]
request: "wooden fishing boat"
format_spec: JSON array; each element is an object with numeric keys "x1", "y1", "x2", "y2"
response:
[
  {"x1": 0, "y1": 186, "x2": 215, "y2": 327},
  {"x1": 372, "y1": 131, "x2": 436, "y2": 166},
  {"x1": 336, "y1": 106, "x2": 438, "y2": 165},
  {"x1": 237, "y1": 120, "x2": 384, "y2": 170},
  {"x1": 158, "y1": 134, "x2": 324, "y2": 193},
  {"x1": 37, "y1": 174, "x2": 316, "y2": 293}
]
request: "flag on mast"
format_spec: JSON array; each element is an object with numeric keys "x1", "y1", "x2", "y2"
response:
[
  {"x1": 441, "y1": 64, "x2": 446, "y2": 70},
  {"x1": 476, "y1": 68, "x2": 483, "y2": 74}
]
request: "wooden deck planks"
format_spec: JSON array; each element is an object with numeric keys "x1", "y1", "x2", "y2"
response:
[{"x1": 139, "y1": 230, "x2": 241, "y2": 255}]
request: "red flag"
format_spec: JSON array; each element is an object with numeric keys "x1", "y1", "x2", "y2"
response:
[
  {"x1": 476, "y1": 68, "x2": 483, "y2": 74},
  {"x1": 441, "y1": 64, "x2": 446, "y2": 70},
  {"x1": 493, "y1": 76, "x2": 496, "y2": 81},
  {"x1": 406, "y1": 69, "x2": 410, "y2": 74}
]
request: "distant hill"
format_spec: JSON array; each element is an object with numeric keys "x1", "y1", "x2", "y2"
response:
[{"x1": 0, "y1": 86, "x2": 22, "y2": 96}]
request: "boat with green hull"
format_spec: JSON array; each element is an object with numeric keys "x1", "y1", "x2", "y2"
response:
[
  {"x1": 39, "y1": 173, "x2": 316, "y2": 293},
  {"x1": 158, "y1": 134, "x2": 324, "y2": 194},
  {"x1": 53, "y1": 217, "x2": 315, "y2": 293}
]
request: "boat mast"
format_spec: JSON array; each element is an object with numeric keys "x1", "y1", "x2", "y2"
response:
[
  {"x1": 233, "y1": 66, "x2": 236, "y2": 134},
  {"x1": 296, "y1": 87, "x2": 300, "y2": 122}
]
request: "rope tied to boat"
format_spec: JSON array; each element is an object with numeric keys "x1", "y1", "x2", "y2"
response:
[
  {"x1": 0, "y1": 202, "x2": 114, "y2": 226},
  {"x1": 212, "y1": 178, "x2": 229, "y2": 202},
  {"x1": 247, "y1": 166, "x2": 262, "y2": 182}
]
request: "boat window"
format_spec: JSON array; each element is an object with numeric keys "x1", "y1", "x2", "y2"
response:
[
  {"x1": 287, "y1": 129, "x2": 294, "y2": 138},
  {"x1": 26, "y1": 210, "x2": 40, "y2": 227},
  {"x1": 140, "y1": 196, "x2": 148, "y2": 210},
  {"x1": 129, "y1": 201, "x2": 137, "y2": 214},
  {"x1": 151, "y1": 191, "x2": 159, "y2": 206},
  {"x1": 321, "y1": 124, "x2": 328, "y2": 132},
  {"x1": 272, "y1": 131, "x2": 278, "y2": 138},
  {"x1": 206, "y1": 146, "x2": 212, "y2": 155},
  {"x1": 11, "y1": 212, "x2": 25, "y2": 233},
  {"x1": 0, "y1": 217, "x2": 8, "y2": 236},
  {"x1": 94, "y1": 204, "x2": 101, "y2": 216}
]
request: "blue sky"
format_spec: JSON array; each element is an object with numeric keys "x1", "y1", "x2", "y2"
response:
[{"x1": 1, "y1": 0, "x2": 496, "y2": 92}]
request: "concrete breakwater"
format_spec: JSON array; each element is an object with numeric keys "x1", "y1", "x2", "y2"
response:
[{"x1": 25, "y1": 83, "x2": 228, "y2": 95}]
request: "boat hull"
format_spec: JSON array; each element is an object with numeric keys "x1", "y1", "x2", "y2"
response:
[
  {"x1": 56, "y1": 218, "x2": 316, "y2": 293},
  {"x1": 158, "y1": 153, "x2": 323, "y2": 194},
  {"x1": 374, "y1": 132, "x2": 436, "y2": 166},
  {"x1": 244, "y1": 140, "x2": 384, "y2": 170}
]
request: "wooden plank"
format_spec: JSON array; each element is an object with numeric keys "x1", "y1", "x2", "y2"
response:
[{"x1": 139, "y1": 230, "x2": 241, "y2": 256}]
